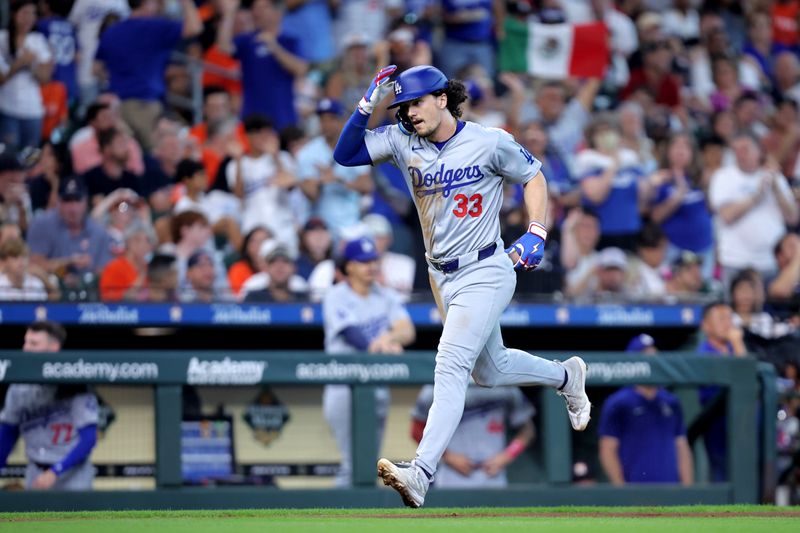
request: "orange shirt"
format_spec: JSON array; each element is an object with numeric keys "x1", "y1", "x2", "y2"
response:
[
  {"x1": 228, "y1": 260, "x2": 254, "y2": 296},
  {"x1": 189, "y1": 121, "x2": 248, "y2": 147},
  {"x1": 203, "y1": 44, "x2": 242, "y2": 95},
  {"x1": 40, "y1": 81, "x2": 67, "y2": 141},
  {"x1": 100, "y1": 256, "x2": 141, "y2": 301},
  {"x1": 201, "y1": 147, "x2": 224, "y2": 189}
]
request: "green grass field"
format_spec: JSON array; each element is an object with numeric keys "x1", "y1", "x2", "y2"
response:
[{"x1": 2, "y1": 506, "x2": 799, "y2": 533}]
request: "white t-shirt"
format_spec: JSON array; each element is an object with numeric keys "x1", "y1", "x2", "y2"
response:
[
  {"x1": 379, "y1": 252, "x2": 415, "y2": 303},
  {"x1": 690, "y1": 49, "x2": 760, "y2": 104},
  {"x1": 662, "y1": 9, "x2": 700, "y2": 41},
  {"x1": 629, "y1": 259, "x2": 667, "y2": 301},
  {"x1": 69, "y1": 0, "x2": 130, "y2": 88},
  {"x1": 174, "y1": 191, "x2": 241, "y2": 226},
  {"x1": 334, "y1": 0, "x2": 404, "y2": 51},
  {"x1": 225, "y1": 152, "x2": 301, "y2": 253},
  {"x1": 0, "y1": 31, "x2": 52, "y2": 119},
  {"x1": 0, "y1": 273, "x2": 47, "y2": 301},
  {"x1": 709, "y1": 166, "x2": 794, "y2": 271}
]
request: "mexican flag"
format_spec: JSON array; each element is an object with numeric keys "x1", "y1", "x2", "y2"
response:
[{"x1": 498, "y1": 21, "x2": 610, "y2": 79}]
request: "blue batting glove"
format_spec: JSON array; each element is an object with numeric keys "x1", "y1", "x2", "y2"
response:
[
  {"x1": 505, "y1": 221, "x2": 547, "y2": 271},
  {"x1": 358, "y1": 65, "x2": 397, "y2": 115}
]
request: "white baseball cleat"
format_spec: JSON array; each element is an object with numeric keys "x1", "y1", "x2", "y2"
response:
[
  {"x1": 557, "y1": 356, "x2": 591, "y2": 431},
  {"x1": 377, "y1": 458, "x2": 429, "y2": 508}
]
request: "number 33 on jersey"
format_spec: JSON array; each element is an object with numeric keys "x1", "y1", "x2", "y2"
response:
[{"x1": 364, "y1": 122, "x2": 542, "y2": 260}]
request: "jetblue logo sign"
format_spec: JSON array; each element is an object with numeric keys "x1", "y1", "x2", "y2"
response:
[{"x1": 408, "y1": 164, "x2": 485, "y2": 198}]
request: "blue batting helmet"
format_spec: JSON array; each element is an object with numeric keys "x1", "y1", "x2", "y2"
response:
[{"x1": 387, "y1": 65, "x2": 448, "y2": 109}]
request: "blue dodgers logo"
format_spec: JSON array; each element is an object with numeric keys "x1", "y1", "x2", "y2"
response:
[
  {"x1": 519, "y1": 145, "x2": 535, "y2": 165},
  {"x1": 408, "y1": 163, "x2": 485, "y2": 198}
]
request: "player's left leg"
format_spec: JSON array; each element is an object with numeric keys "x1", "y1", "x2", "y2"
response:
[
  {"x1": 471, "y1": 323, "x2": 565, "y2": 388},
  {"x1": 379, "y1": 252, "x2": 516, "y2": 507},
  {"x1": 470, "y1": 264, "x2": 591, "y2": 431},
  {"x1": 472, "y1": 324, "x2": 591, "y2": 430}
]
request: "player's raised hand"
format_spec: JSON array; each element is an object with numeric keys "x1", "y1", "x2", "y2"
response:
[
  {"x1": 505, "y1": 221, "x2": 547, "y2": 271},
  {"x1": 358, "y1": 65, "x2": 397, "y2": 116}
]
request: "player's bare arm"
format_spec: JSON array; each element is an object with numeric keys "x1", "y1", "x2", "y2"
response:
[{"x1": 506, "y1": 171, "x2": 548, "y2": 268}]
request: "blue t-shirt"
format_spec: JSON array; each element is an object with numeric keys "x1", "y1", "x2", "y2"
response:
[
  {"x1": 36, "y1": 17, "x2": 78, "y2": 100},
  {"x1": 742, "y1": 41, "x2": 788, "y2": 85},
  {"x1": 281, "y1": 0, "x2": 335, "y2": 63},
  {"x1": 576, "y1": 151, "x2": 644, "y2": 236},
  {"x1": 442, "y1": 0, "x2": 494, "y2": 42},
  {"x1": 542, "y1": 149, "x2": 574, "y2": 196},
  {"x1": 95, "y1": 18, "x2": 182, "y2": 100},
  {"x1": 234, "y1": 32, "x2": 300, "y2": 130},
  {"x1": 598, "y1": 386, "x2": 686, "y2": 483},
  {"x1": 651, "y1": 180, "x2": 713, "y2": 252}
]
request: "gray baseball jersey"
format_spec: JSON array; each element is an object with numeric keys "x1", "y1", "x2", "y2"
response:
[
  {"x1": 0, "y1": 385, "x2": 98, "y2": 464},
  {"x1": 413, "y1": 384, "x2": 534, "y2": 488},
  {"x1": 358, "y1": 119, "x2": 566, "y2": 479},
  {"x1": 323, "y1": 280, "x2": 411, "y2": 353},
  {"x1": 364, "y1": 122, "x2": 542, "y2": 259},
  {"x1": 322, "y1": 280, "x2": 411, "y2": 486}
]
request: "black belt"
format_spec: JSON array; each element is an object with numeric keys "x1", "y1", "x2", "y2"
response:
[
  {"x1": 427, "y1": 243, "x2": 497, "y2": 274},
  {"x1": 33, "y1": 460, "x2": 86, "y2": 470}
]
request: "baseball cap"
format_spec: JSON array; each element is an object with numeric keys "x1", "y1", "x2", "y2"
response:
[
  {"x1": 187, "y1": 249, "x2": 213, "y2": 269},
  {"x1": 303, "y1": 217, "x2": 328, "y2": 232},
  {"x1": 626, "y1": 333, "x2": 655, "y2": 353},
  {"x1": 673, "y1": 250, "x2": 702, "y2": 270},
  {"x1": 388, "y1": 28, "x2": 414, "y2": 46},
  {"x1": 58, "y1": 176, "x2": 88, "y2": 201},
  {"x1": 342, "y1": 31, "x2": 369, "y2": 49},
  {"x1": 343, "y1": 237, "x2": 379, "y2": 263},
  {"x1": 260, "y1": 239, "x2": 295, "y2": 262},
  {"x1": 464, "y1": 80, "x2": 484, "y2": 104},
  {"x1": 362, "y1": 213, "x2": 392, "y2": 238},
  {"x1": 597, "y1": 247, "x2": 628, "y2": 270},
  {"x1": 637, "y1": 12, "x2": 662, "y2": 33},
  {"x1": 316, "y1": 98, "x2": 345, "y2": 117}
]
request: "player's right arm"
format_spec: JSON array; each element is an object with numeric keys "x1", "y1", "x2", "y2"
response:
[
  {"x1": 598, "y1": 436, "x2": 625, "y2": 485},
  {"x1": 216, "y1": 0, "x2": 240, "y2": 55},
  {"x1": 598, "y1": 394, "x2": 626, "y2": 485},
  {"x1": 333, "y1": 65, "x2": 397, "y2": 167}
]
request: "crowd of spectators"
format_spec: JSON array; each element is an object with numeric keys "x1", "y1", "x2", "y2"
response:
[
  {"x1": 2, "y1": 0, "x2": 800, "y2": 492},
  {"x1": 0, "y1": 0, "x2": 798, "y2": 314}
]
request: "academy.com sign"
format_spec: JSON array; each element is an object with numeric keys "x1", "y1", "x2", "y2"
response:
[
  {"x1": 186, "y1": 357, "x2": 267, "y2": 385},
  {"x1": 42, "y1": 359, "x2": 159, "y2": 382},
  {"x1": 587, "y1": 361, "x2": 652, "y2": 383},
  {"x1": 295, "y1": 360, "x2": 411, "y2": 383}
]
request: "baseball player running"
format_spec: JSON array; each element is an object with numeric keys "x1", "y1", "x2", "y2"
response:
[
  {"x1": 0, "y1": 321, "x2": 99, "y2": 490},
  {"x1": 333, "y1": 65, "x2": 591, "y2": 507},
  {"x1": 322, "y1": 236, "x2": 416, "y2": 487}
]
